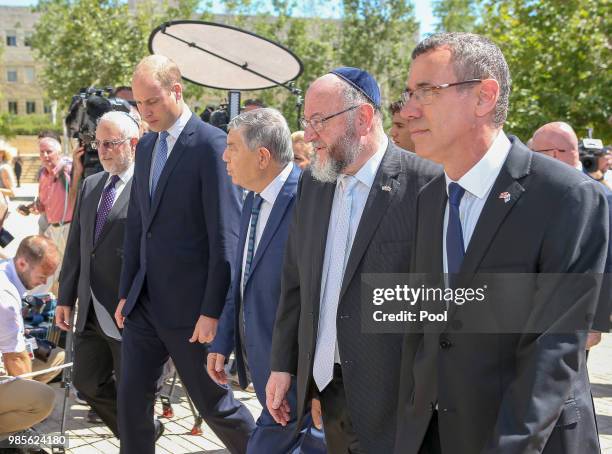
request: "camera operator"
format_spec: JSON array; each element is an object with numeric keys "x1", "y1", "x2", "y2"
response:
[
  {"x1": 0, "y1": 235, "x2": 65, "y2": 383},
  {"x1": 55, "y1": 111, "x2": 138, "y2": 438},
  {"x1": 530, "y1": 121, "x2": 612, "y2": 349}
]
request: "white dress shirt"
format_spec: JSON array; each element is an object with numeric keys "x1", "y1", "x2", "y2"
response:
[
  {"x1": 442, "y1": 131, "x2": 512, "y2": 273},
  {"x1": 149, "y1": 106, "x2": 192, "y2": 189},
  {"x1": 319, "y1": 137, "x2": 388, "y2": 363},
  {"x1": 0, "y1": 259, "x2": 27, "y2": 354},
  {"x1": 240, "y1": 163, "x2": 294, "y2": 296}
]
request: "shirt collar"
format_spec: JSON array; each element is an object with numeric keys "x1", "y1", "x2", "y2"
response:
[
  {"x1": 259, "y1": 162, "x2": 294, "y2": 205},
  {"x1": 4, "y1": 259, "x2": 27, "y2": 297},
  {"x1": 445, "y1": 131, "x2": 511, "y2": 199},
  {"x1": 107, "y1": 163, "x2": 134, "y2": 187},
  {"x1": 350, "y1": 136, "x2": 388, "y2": 190},
  {"x1": 166, "y1": 105, "x2": 192, "y2": 141}
]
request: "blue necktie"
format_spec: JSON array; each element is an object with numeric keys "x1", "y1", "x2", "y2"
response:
[
  {"x1": 94, "y1": 174, "x2": 120, "y2": 243},
  {"x1": 446, "y1": 182, "x2": 466, "y2": 282},
  {"x1": 150, "y1": 131, "x2": 169, "y2": 197},
  {"x1": 243, "y1": 194, "x2": 263, "y2": 288}
]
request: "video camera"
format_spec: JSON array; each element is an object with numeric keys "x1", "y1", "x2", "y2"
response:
[
  {"x1": 579, "y1": 138, "x2": 606, "y2": 173},
  {"x1": 65, "y1": 87, "x2": 132, "y2": 178}
]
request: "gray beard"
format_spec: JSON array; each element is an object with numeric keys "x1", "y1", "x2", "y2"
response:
[{"x1": 311, "y1": 134, "x2": 360, "y2": 183}]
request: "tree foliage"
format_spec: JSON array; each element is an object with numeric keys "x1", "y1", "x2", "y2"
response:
[
  {"x1": 432, "y1": 0, "x2": 478, "y2": 32},
  {"x1": 474, "y1": 0, "x2": 611, "y2": 142},
  {"x1": 29, "y1": 0, "x2": 419, "y2": 129},
  {"x1": 30, "y1": 0, "x2": 203, "y2": 110}
]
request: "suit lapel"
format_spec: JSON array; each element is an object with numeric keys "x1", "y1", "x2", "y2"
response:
[
  {"x1": 460, "y1": 144, "x2": 530, "y2": 275},
  {"x1": 93, "y1": 177, "x2": 132, "y2": 250},
  {"x1": 426, "y1": 176, "x2": 447, "y2": 275},
  {"x1": 311, "y1": 181, "x2": 336, "y2": 325},
  {"x1": 140, "y1": 134, "x2": 155, "y2": 214},
  {"x1": 147, "y1": 114, "x2": 197, "y2": 228},
  {"x1": 247, "y1": 166, "x2": 300, "y2": 280},
  {"x1": 339, "y1": 145, "x2": 401, "y2": 300},
  {"x1": 87, "y1": 174, "x2": 108, "y2": 248}
]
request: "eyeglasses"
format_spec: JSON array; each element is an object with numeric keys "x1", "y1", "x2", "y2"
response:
[
  {"x1": 532, "y1": 148, "x2": 568, "y2": 153},
  {"x1": 300, "y1": 105, "x2": 360, "y2": 133},
  {"x1": 400, "y1": 79, "x2": 482, "y2": 106},
  {"x1": 91, "y1": 138, "x2": 129, "y2": 151}
]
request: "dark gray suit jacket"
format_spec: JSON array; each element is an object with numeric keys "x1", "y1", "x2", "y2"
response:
[
  {"x1": 395, "y1": 137, "x2": 607, "y2": 454},
  {"x1": 270, "y1": 142, "x2": 441, "y2": 453},
  {"x1": 58, "y1": 171, "x2": 132, "y2": 333}
]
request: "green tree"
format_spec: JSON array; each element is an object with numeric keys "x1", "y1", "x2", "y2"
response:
[
  {"x1": 476, "y1": 0, "x2": 611, "y2": 142},
  {"x1": 432, "y1": 0, "x2": 478, "y2": 32},
  {"x1": 30, "y1": 0, "x2": 201, "y2": 110}
]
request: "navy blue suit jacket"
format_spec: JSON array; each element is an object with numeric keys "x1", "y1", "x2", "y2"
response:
[
  {"x1": 212, "y1": 165, "x2": 301, "y2": 402},
  {"x1": 119, "y1": 114, "x2": 242, "y2": 327}
]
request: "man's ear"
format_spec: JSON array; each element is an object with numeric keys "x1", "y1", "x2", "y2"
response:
[
  {"x1": 173, "y1": 83, "x2": 183, "y2": 102},
  {"x1": 475, "y1": 78, "x2": 499, "y2": 119},
  {"x1": 14, "y1": 256, "x2": 27, "y2": 273},
  {"x1": 357, "y1": 103, "x2": 375, "y2": 136},
  {"x1": 258, "y1": 147, "x2": 272, "y2": 169}
]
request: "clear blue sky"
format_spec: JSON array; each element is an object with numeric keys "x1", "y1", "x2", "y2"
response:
[{"x1": 0, "y1": 0, "x2": 436, "y2": 36}]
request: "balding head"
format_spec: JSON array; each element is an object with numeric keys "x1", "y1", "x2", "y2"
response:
[
  {"x1": 131, "y1": 55, "x2": 184, "y2": 132},
  {"x1": 14, "y1": 235, "x2": 60, "y2": 290},
  {"x1": 133, "y1": 55, "x2": 182, "y2": 90},
  {"x1": 530, "y1": 121, "x2": 579, "y2": 168}
]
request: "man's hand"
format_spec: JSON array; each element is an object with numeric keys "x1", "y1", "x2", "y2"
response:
[
  {"x1": 72, "y1": 145, "x2": 85, "y2": 181},
  {"x1": 265, "y1": 371, "x2": 292, "y2": 426},
  {"x1": 206, "y1": 352, "x2": 227, "y2": 385},
  {"x1": 55, "y1": 306, "x2": 72, "y2": 331},
  {"x1": 311, "y1": 398, "x2": 323, "y2": 429},
  {"x1": 189, "y1": 315, "x2": 218, "y2": 344},
  {"x1": 115, "y1": 299, "x2": 126, "y2": 328},
  {"x1": 587, "y1": 331, "x2": 602, "y2": 349}
]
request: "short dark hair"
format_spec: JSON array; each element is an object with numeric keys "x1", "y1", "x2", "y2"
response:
[
  {"x1": 244, "y1": 98, "x2": 266, "y2": 108},
  {"x1": 112, "y1": 86, "x2": 132, "y2": 96},
  {"x1": 412, "y1": 32, "x2": 511, "y2": 127},
  {"x1": 389, "y1": 100, "x2": 403, "y2": 115}
]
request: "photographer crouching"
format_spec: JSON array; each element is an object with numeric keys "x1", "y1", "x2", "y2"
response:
[{"x1": 0, "y1": 235, "x2": 64, "y2": 445}]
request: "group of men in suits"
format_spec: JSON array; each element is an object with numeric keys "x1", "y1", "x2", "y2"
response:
[{"x1": 52, "y1": 30, "x2": 607, "y2": 454}]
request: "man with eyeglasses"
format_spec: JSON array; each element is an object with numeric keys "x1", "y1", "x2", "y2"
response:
[
  {"x1": 265, "y1": 66, "x2": 440, "y2": 453},
  {"x1": 55, "y1": 110, "x2": 139, "y2": 439},
  {"x1": 396, "y1": 32, "x2": 606, "y2": 454},
  {"x1": 530, "y1": 121, "x2": 611, "y2": 352}
]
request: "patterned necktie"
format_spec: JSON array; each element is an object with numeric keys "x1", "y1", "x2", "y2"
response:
[
  {"x1": 243, "y1": 194, "x2": 264, "y2": 288},
  {"x1": 94, "y1": 174, "x2": 120, "y2": 243},
  {"x1": 446, "y1": 182, "x2": 466, "y2": 282},
  {"x1": 150, "y1": 131, "x2": 169, "y2": 197},
  {"x1": 313, "y1": 175, "x2": 357, "y2": 391}
]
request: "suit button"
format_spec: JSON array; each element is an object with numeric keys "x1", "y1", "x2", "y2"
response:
[
  {"x1": 339, "y1": 314, "x2": 350, "y2": 319},
  {"x1": 307, "y1": 352, "x2": 311, "y2": 359},
  {"x1": 91, "y1": 252, "x2": 95, "y2": 258},
  {"x1": 146, "y1": 232, "x2": 152, "y2": 239},
  {"x1": 439, "y1": 339, "x2": 452, "y2": 349}
]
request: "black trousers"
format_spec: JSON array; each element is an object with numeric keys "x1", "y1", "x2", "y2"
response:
[
  {"x1": 73, "y1": 307, "x2": 122, "y2": 437},
  {"x1": 118, "y1": 298, "x2": 256, "y2": 454},
  {"x1": 318, "y1": 364, "x2": 366, "y2": 454}
]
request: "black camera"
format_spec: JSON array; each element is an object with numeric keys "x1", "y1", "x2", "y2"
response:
[
  {"x1": 65, "y1": 87, "x2": 132, "y2": 178},
  {"x1": 579, "y1": 138, "x2": 606, "y2": 173},
  {"x1": 0, "y1": 228, "x2": 13, "y2": 247}
]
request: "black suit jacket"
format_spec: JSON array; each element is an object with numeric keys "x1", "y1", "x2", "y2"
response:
[
  {"x1": 395, "y1": 137, "x2": 608, "y2": 454},
  {"x1": 119, "y1": 114, "x2": 242, "y2": 327},
  {"x1": 58, "y1": 171, "x2": 132, "y2": 332},
  {"x1": 270, "y1": 142, "x2": 441, "y2": 453}
]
